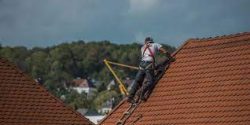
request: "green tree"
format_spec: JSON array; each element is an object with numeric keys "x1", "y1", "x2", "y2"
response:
[{"x1": 65, "y1": 89, "x2": 89, "y2": 109}]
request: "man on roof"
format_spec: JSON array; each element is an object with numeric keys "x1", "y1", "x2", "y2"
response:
[{"x1": 127, "y1": 37, "x2": 174, "y2": 103}]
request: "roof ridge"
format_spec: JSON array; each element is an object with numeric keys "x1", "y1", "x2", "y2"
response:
[
  {"x1": 188, "y1": 32, "x2": 250, "y2": 42},
  {"x1": 171, "y1": 40, "x2": 190, "y2": 56},
  {"x1": 0, "y1": 57, "x2": 93, "y2": 124}
]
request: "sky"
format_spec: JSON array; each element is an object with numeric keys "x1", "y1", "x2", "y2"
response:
[{"x1": 0, "y1": 0, "x2": 250, "y2": 48}]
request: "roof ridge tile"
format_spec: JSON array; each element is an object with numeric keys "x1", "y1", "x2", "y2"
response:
[{"x1": 189, "y1": 32, "x2": 250, "y2": 42}]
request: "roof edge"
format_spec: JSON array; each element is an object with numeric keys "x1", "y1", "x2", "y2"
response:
[
  {"x1": 0, "y1": 57, "x2": 94, "y2": 125},
  {"x1": 171, "y1": 39, "x2": 191, "y2": 56},
  {"x1": 187, "y1": 32, "x2": 250, "y2": 42}
]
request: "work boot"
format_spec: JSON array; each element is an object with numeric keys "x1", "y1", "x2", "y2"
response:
[{"x1": 140, "y1": 96, "x2": 147, "y2": 102}]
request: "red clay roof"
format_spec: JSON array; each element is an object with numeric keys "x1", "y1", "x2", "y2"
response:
[
  {"x1": 100, "y1": 32, "x2": 250, "y2": 125},
  {"x1": 0, "y1": 58, "x2": 93, "y2": 125},
  {"x1": 73, "y1": 79, "x2": 95, "y2": 88}
]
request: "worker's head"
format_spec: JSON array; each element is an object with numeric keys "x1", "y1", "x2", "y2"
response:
[{"x1": 144, "y1": 37, "x2": 154, "y2": 44}]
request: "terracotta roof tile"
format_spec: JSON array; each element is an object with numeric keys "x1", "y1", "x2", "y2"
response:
[
  {"x1": 100, "y1": 32, "x2": 250, "y2": 125},
  {"x1": 0, "y1": 58, "x2": 93, "y2": 125}
]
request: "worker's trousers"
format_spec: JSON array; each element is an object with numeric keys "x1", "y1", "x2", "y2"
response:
[{"x1": 128, "y1": 61, "x2": 154, "y2": 99}]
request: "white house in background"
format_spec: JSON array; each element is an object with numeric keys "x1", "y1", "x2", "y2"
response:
[
  {"x1": 124, "y1": 77, "x2": 134, "y2": 91},
  {"x1": 71, "y1": 78, "x2": 96, "y2": 95},
  {"x1": 107, "y1": 77, "x2": 134, "y2": 91},
  {"x1": 98, "y1": 98, "x2": 114, "y2": 114},
  {"x1": 107, "y1": 80, "x2": 116, "y2": 90}
]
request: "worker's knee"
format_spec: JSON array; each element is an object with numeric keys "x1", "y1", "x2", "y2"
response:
[{"x1": 145, "y1": 71, "x2": 154, "y2": 82}]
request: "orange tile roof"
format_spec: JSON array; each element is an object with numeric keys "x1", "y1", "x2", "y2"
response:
[
  {"x1": 73, "y1": 79, "x2": 95, "y2": 88},
  {"x1": 0, "y1": 58, "x2": 93, "y2": 125},
  {"x1": 100, "y1": 32, "x2": 250, "y2": 125}
]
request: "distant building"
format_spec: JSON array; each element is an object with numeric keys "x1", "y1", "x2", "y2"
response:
[
  {"x1": 124, "y1": 77, "x2": 133, "y2": 86},
  {"x1": 71, "y1": 78, "x2": 96, "y2": 97},
  {"x1": 107, "y1": 78, "x2": 134, "y2": 91},
  {"x1": 124, "y1": 77, "x2": 134, "y2": 91},
  {"x1": 98, "y1": 99, "x2": 114, "y2": 114},
  {"x1": 107, "y1": 80, "x2": 116, "y2": 90}
]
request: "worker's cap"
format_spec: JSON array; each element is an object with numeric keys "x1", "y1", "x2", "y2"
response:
[{"x1": 145, "y1": 37, "x2": 154, "y2": 43}]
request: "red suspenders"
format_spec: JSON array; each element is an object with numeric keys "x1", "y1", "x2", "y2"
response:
[{"x1": 142, "y1": 44, "x2": 155, "y2": 68}]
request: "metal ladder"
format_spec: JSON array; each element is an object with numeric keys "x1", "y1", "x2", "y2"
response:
[
  {"x1": 116, "y1": 101, "x2": 141, "y2": 125},
  {"x1": 115, "y1": 65, "x2": 156, "y2": 125},
  {"x1": 116, "y1": 83, "x2": 144, "y2": 125}
]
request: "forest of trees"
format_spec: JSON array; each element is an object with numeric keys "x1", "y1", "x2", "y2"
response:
[{"x1": 0, "y1": 41, "x2": 175, "y2": 114}]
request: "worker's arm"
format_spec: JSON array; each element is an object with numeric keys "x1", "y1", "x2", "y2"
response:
[
  {"x1": 159, "y1": 47, "x2": 168, "y2": 54},
  {"x1": 159, "y1": 47, "x2": 172, "y2": 57}
]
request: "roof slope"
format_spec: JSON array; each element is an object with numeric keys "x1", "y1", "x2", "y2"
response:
[
  {"x1": 0, "y1": 58, "x2": 93, "y2": 125},
  {"x1": 100, "y1": 32, "x2": 250, "y2": 125}
]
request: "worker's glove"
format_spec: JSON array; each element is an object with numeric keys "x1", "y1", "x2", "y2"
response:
[
  {"x1": 165, "y1": 52, "x2": 171, "y2": 57},
  {"x1": 165, "y1": 52, "x2": 175, "y2": 62}
]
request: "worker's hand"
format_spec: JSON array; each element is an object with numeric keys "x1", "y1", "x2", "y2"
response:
[
  {"x1": 165, "y1": 52, "x2": 175, "y2": 62},
  {"x1": 165, "y1": 51, "x2": 171, "y2": 57}
]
